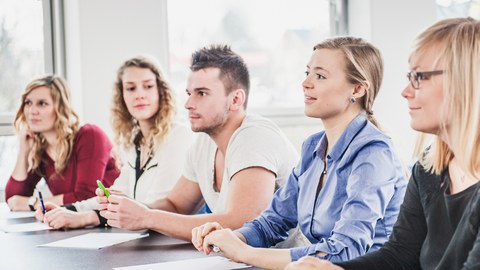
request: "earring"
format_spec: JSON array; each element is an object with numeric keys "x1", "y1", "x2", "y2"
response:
[{"x1": 350, "y1": 96, "x2": 356, "y2": 104}]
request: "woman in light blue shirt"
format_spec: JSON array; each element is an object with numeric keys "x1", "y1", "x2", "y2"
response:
[{"x1": 191, "y1": 37, "x2": 407, "y2": 269}]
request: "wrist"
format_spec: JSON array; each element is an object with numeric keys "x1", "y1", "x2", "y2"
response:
[
  {"x1": 142, "y1": 208, "x2": 153, "y2": 229},
  {"x1": 240, "y1": 244, "x2": 255, "y2": 263},
  {"x1": 28, "y1": 196, "x2": 38, "y2": 211},
  {"x1": 84, "y1": 211, "x2": 101, "y2": 227}
]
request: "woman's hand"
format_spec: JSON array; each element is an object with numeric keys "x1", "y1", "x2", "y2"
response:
[
  {"x1": 95, "y1": 187, "x2": 127, "y2": 210},
  {"x1": 192, "y1": 222, "x2": 224, "y2": 252},
  {"x1": 36, "y1": 202, "x2": 99, "y2": 229},
  {"x1": 7, "y1": 195, "x2": 30, "y2": 211},
  {"x1": 18, "y1": 125, "x2": 35, "y2": 156},
  {"x1": 203, "y1": 228, "x2": 251, "y2": 262}
]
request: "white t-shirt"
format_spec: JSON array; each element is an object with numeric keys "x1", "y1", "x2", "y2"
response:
[
  {"x1": 183, "y1": 114, "x2": 299, "y2": 213},
  {"x1": 72, "y1": 122, "x2": 195, "y2": 211}
]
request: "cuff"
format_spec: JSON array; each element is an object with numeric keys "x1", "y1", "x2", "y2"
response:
[
  {"x1": 64, "y1": 204, "x2": 77, "y2": 212},
  {"x1": 94, "y1": 210, "x2": 109, "y2": 227},
  {"x1": 236, "y1": 226, "x2": 264, "y2": 248},
  {"x1": 290, "y1": 245, "x2": 317, "y2": 261}
]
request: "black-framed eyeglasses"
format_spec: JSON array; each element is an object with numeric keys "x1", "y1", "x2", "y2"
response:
[{"x1": 406, "y1": 70, "x2": 444, "y2": 89}]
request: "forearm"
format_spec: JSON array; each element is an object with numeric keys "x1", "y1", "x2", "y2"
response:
[
  {"x1": 145, "y1": 210, "x2": 250, "y2": 241},
  {"x1": 79, "y1": 211, "x2": 101, "y2": 227},
  {"x1": 11, "y1": 152, "x2": 29, "y2": 181},
  {"x1": 146, "y1": 198, "x2": 181, "y2": 213},
  {"x1": 44, "y1": 194, "x2": 64, "y2": 206},
  {"x1": 241, "y1": 247, "x2": 291, "y2": 270}
]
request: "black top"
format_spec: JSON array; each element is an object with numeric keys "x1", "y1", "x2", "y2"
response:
[{"x1": 336, "y1": 162, "x2": 480, "y2": 270}]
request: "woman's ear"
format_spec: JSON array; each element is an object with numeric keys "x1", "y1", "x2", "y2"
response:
[
  {"x1": 229, "y1": 89, "x2": 246, "y2": 111},
  {"x1": 352, "y1": 81, "x2": 369, "y2": 99}
]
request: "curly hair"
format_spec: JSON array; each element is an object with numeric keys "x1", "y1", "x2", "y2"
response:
[
  {"x1": 112, "y1": 56, "x2": 175, "y2": 151},
  {"x1": 14, "y1": 75, "x2": 80, "y2": 175}
]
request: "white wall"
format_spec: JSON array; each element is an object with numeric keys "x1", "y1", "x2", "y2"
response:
[
  {"x1": 349, "y1": 0, "x2": 436, "y2": 164},
  {"x1": 64, "y1": 0, "x2": 438, "y2": 163},
  {"x1": 64, "y1": 0, "x2": 169, "y2": 138}
]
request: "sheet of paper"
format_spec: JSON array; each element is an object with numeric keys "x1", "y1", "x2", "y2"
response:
[
  {"x1": 113, "y1": 256, "x2": 250, "y2": 270},
  {"x1": 38, "y1": 232, "x2": 149, "y2": 249},
  {"x1": 1, "y1": 222, "x2": 52, "y2": 233},
  {"x1": 0, "y1": 211, "x2": 36, "y2": 219}
]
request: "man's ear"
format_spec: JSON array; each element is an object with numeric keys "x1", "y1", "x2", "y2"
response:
[{"x1": 229, "y1": 89, "x2": 246, "y2": 111}]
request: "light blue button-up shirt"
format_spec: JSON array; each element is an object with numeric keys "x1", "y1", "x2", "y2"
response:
[{"x1": 236, "y1": 114, "x2": 407, "y2": 262}]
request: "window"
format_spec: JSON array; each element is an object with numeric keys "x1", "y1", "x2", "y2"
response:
[
  {"x1": 166, "y1": 0, "x2": 345, "y2": 118},
  {"x1": 0, "y1": 0, "x2": 51, "y2": 194}
]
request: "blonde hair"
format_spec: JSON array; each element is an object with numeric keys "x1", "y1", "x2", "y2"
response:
[
  {"x1": 14, "y1": 75, "x2": 80, "y2": 175},
  {"x1": 412, "y1": 17, "x2": 480, "y2": 178},
  {"x1": 314, "y1": 36, "x2": 384, "y2": 128},
  {"x1": 112, "y1": 56, "x2": 175, "y2": 151}
]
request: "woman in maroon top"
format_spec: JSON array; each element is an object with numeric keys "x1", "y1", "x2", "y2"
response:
[{"x1": 5, "y1": 75, "x2": 119, "y2": 211}]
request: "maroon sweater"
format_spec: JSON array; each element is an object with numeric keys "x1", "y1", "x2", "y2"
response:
[{"x1": 5, "y1": 124, "x2": 120, "y2": 204}]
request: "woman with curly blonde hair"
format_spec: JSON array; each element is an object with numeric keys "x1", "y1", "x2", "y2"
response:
[
  {"x1": 34, "y1": 56, "x2": 194, "y2": 229},
  {"x1": 6, "y1": 75, "x2": 119, "y2": 211}
]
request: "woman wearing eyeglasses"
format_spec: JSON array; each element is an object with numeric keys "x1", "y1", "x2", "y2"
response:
[
  {"x1": 285, "y1": 17, "x2": 480, "y2": 270},
  {"x1": 190, "y1": 37, "x2": 408, "y2": 269}
]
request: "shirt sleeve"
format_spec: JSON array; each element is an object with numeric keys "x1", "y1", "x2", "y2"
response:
[
  {"x1": 290, "y1": 143, "x2": 405, "y2": 262},
  {"x1": 335, "y1": 163, "x2": 426, "y2": 269},
  {"x1": 236, "y1": 165, "x2": 300, "y2": 247},
  {"x1": 5, "y1": 173, "x2": 42, "y2": 201},
  {"x1": 226, "y1": 125, "x2": 292, "y2": 179},
  {"x1": 62, "y1": 125, "x2": 119, "y2": 204},
  {"x1": 462, "y1": 200, "x2": 480, "y2": 269}
]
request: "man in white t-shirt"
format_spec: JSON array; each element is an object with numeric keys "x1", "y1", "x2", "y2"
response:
[{"x1": 98, "y1": 44, "x2": 299, "y2": 241}]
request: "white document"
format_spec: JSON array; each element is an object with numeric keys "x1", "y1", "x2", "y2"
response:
[
  {"x1": 113, "y1": 256, "x2": 250, "y2": 270},
  {"x1": 0, "y1": 211, "x2": 36, "y2": 219},
  {"x1": 38, "y1": 232, "x2": 149, "y2": 249},
  {"x1": 1, "y1": 222, "x2": 52, "y2": 233}
]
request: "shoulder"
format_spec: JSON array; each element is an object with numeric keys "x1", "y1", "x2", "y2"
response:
[
  {"x1": 76, "y1": 124, "x2": 108, "y2": 139},
  {"x1": 74, "y1": 124, "x2": 111, "y2": 146},
  {"x1": 232, "y1": 114, "x2": 286, "y2": 141},
  {"x1": 409, "y1": 161, "x2": 445, "y2": 204},
  {"x1": 348, "y1": 122, "x2": 396, "y2": 157}
]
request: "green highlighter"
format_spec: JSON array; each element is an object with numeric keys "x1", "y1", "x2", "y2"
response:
[{"x1": 96, "y1": 180, "x2": 110, "y2": 198}]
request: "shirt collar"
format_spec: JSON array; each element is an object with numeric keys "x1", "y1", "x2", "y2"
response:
[{"x1": 313, "y1": 114, "x2": 369, "y2": 161}]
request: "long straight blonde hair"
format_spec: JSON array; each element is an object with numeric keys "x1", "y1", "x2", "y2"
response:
[
  {"x1": 412, "y1": 17, "x2": 480, "y2": 178},
  {"x1": 14, "y1": 75, "x2": 80, "y2": 175}
]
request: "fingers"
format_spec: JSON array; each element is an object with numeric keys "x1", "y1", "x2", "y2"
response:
[
  {"x1": 44, "y1": 202, "x2": 59, "y2": 211},
  {"x1": 201, "y1": 222, "x2": 222, "y2": 237},
  {"x1": 192, "y1": 226, "x2": 205, "y2": 252},
  {"x1": 34, "y1": 208, "x2": 45, "y2": 222},
  {"x1": 96, "y1": 187, "x2": 106, "y2": 197}
]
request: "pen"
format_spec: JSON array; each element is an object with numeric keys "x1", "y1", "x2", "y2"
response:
[
  {"x1": 209, "y1": 245, "x2": 220, "y2": 253},
  {"x1": 38, "y1": 191, "x2": 46, "y2": 214},
  {"x1": 97, "y1": 180, "x2": 110, "y2": 198}
]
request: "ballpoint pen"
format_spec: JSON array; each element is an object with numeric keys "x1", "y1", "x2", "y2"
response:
[{"x1": 38, "y1": 191, "x2": 46, "y2": 214}]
